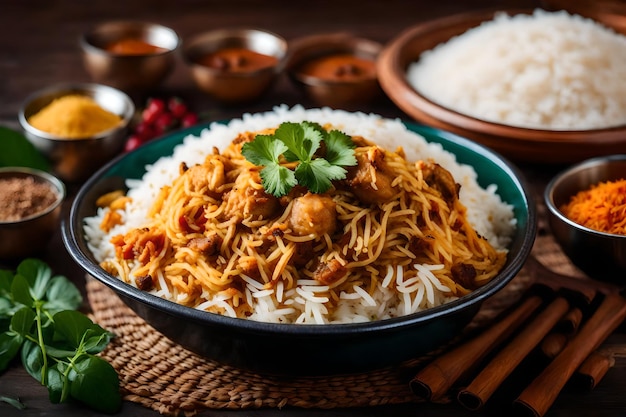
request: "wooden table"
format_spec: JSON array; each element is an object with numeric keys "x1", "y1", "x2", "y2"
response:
[{"x1": 2, "y1": 0, "x2": 626, "y2": 416}]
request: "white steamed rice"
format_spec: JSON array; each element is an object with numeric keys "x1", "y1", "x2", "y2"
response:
[
  {"x1": 407, "y1": 9, "x2": 626, "y2": 130},
  {"x1": 84, "y1": 105, "x2": 516, "y2": 324}
]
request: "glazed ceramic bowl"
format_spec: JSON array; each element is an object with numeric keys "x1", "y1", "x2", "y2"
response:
[
  {"x1": 80, "y1": 21, "x2": 180, "y2": 92},
  {"x1": 62, "y1": 120, "x2": 536, "y2": 376},
  {"x1": 286, "y1": 33, "x2": 382, "y2": 110},
  {"x1": 18, "y1": 83, "x2": 135, "y2": 183},
  {"x1": 182, "y1": 28, "x2": 287, "y2": 104},
  {"x1": 377, "y1": 9, "x2": 626, "y2": 164},
  {"x1": 545, "y1": 155, "x2": 626, "y2": 283},
  {"x1": 0, "y1": 167, "x2": 65, "y2": 261}
]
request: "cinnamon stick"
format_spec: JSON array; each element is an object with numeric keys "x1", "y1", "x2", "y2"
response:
[
  {"x1": 540, "y1": 332, "x2": 569, "y2": 359},
  {"x1": 574, "y1": 351, "x2": 615, "y2": 391},
  {"x1": 514, "y1": 293, "x2": 626, "y2": 417},
  {"x1": 457, "y1": 296, "x2": 570, "y2": 411},
  {"x1": 410, "y1": 294, "x2": 544, "y2": 401},
  {"x1": 555, "y1": 307, "x2": 583, "y2": 334}
]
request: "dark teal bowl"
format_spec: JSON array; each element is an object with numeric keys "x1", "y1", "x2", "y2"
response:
[{"x1": 62, "y1": 121, "x2": 536, "y2": 376}]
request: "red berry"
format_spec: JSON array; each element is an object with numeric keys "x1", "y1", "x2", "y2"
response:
[
  {"x1": 181, "y1": 112, "x2": 199, "y2": 128},
  {"x1": 142, "y1": 98, "x2": 166, "y2": 125},
  {"x1": 134, "y1": 122, "x2": 156, "y2": 141},
  {"x1": 154, "y1": 112, "x2": 176, "y2": 135},
  {"x1": 168, "y1": 97, "x2": 188, "y2": 119},
  {"x1": 124, "y1": 135, "x2": 145, "y2": 152}
]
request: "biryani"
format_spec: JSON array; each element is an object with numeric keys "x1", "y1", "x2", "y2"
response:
[{"x1": 85, "y1": 106, "x2": 516, "y2": 324}]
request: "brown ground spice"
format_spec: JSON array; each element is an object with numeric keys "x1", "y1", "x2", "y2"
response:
[{"x1": 0, "y1": 176, "x2": 59, "y2": 221}]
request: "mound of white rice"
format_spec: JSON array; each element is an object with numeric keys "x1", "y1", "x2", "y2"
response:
[
  {"x1": 85, "y1": 105, "x2": 516, "y2": 324},
  {"x1": 406, "y1": 9, "x2": 626, "y2": 130}
]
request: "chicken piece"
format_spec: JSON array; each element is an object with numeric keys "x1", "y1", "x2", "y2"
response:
[
  {"x1": 288, "y1": 193, "x2": 337, "y2": 237},
  {"x1": 418, "y1": 160, "x2": 460, "y2": 206},
  {"x1": 187, "y1": 234, "x2": 222, "y2": 256},
  {"x1": 313, "y1": 259, "x2": 346, "y2": 285},
  {"x1": 184, "y1": 155, "x2": 226, "y2": 196},
  {"x1": 346, "y1": 146, "x2": 396, "y2": 204},
  {"x1": 111, "y1": 227, "x2": 166, "y2": 264},
  {"x1": 222, "y1": 170, "x2": 279, "y2": 221},
  {"x1": 451, "y1": 262, "x2": 477, "y2": 290}
]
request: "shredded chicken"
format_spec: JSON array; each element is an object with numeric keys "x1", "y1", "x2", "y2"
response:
[
  {"x1": 418, "y1": 160, "x2": 460, "y2": 206},
  {"x1": 222, "y1": 170, "x2": 279, "y2": 221}
]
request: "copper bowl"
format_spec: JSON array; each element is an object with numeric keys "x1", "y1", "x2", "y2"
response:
[
  {"x1": 81, "y1": 21, "x2": 180, "y2": 92},
  {"x1": 286, "y1": 33, "x2": 382, "y2": 110},
  {"x1": 377, "y1": 9, "x2": 626, "y2": 164},
  {"x1": 0, "y1": 167, "x2": 65, "y2": 261},
  {"x1": 18, "y1": 83, "x2": 135, "y2": 183},
  {"x1": 183, "y1": 28, "x2": 287, "y2": 104}
]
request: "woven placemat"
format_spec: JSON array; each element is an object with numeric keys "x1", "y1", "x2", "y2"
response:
[{"x1": 86, "y1": 213, "x2": 582, "y2": 416}]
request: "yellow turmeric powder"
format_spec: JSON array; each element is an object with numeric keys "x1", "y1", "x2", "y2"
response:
[
  {"x1": 28, "y1": 95, "x2": 122, "y2": 138},
  {"x1": 560, "y1": 179, "x2": 626, "y2": 235}
]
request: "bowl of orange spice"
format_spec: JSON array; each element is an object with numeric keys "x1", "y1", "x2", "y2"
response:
[
  {"x1": 545, "y1": 154, "x2": 626, "y2": 283},
  {"x1": 80, "y1": 21, "x2": 180, "y2": 92}
]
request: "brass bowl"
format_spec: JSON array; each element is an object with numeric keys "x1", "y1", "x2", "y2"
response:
[
  {"x1": 80, "y1": 21, "x2": 180, "y2": 92},
  {"x1": 18, "y1": 83, "x2": 135, "y2": 183},
  {"x1": 286, "y1": 33, "x2": 382, "y2": 110},
  {"x1": 0, "y1": 167, "x2": 65, "y2": 261},
  {"x1": 183, "y1": 28, "x2": 287, "y2": 104},
  {"x1": 377, "y1": 9, "x2": 626, "y2": 164}
]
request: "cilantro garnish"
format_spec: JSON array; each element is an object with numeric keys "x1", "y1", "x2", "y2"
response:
[{"x1": 241, "y1": 121, "x2": 357, "y2": 197}]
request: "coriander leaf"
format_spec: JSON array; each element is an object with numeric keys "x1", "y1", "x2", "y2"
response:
[
  {"x1": 241, "y1": 134, "x2": 287, "y2": 167},
  {"x1": 295, "y1": 159, "x2": 347, "y2": 194},
  {"x1": 275, "y1": 122, "x2": 322, "y2": 162},
  {"x1": 325, "y1": 129, "x2": 357, "y2": 167},
  {"x1": 259, "y1": 163, "x2": 297, "y2": 198},
  {"x1": 69, "y1": 355, "x2": 121, "y2": 414},
  {"x1": 0, "y1": 332, "x2": 23, "y2": 371},
  {"x1": 44, "y1": 276, "x2": 82, "y2": 313},
  {"x1": 0, "y1": 395, "x2": 26, "y2": 410}
]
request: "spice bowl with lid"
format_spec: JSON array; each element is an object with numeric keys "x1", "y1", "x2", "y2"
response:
[
  {"x1": 80, "y1": 21, "x2": 180, "y2": 92},
  {"x1": 182, "y1": 28, "x2": 287, "y2": 104},
  {"x1": 0, "y1": 167, "x2": 65, "y2": 261},
  {"x1": 18, "y1": 82, "x2": 135, "y2": 183},
  {"x1": 544, "y1": 154, "x2": 626, "y2": 283},
  {"x1": 286, "y1": 33, "x2": 382, "y2": 110}
]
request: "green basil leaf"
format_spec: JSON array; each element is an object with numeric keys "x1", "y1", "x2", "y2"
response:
[
  {"x1": 16, "y1": 259, "x2": 52, "y2": 300},
  {"x1": 53, "y1": 310, "x2": 107, "y2": 349},
  {"x1": 21, "y1": 339, "x2": 44, "y2": 382},
  {"x1": 0, "y1": 331, "x2": 23, "y2": 371},
  {"x1": 69, "y1": 355, "x2": 121, "y2": 413},
  {"x1": 0, "y1": 126, "x2": 50, "y2": 171},
  {"x1": 0, "y1": 269, "x2": 13, "y2": 299},
  {"x1": 0, "y1": 298, "x2": 13, "y2": 318},
  {"x1": 83, "y1": 331, "x2": 113, "y2": 354},
  {"x1": 44, "y1": 276, "x2": 82, "y2": 313},
  {"x1": 10, "y1": 306, "x2": 35, "y2": 336},
  {"x1": 44, "y1": 345, "x2": 78, "y2": 359},
  {"x1": 0, "y1": 395, "x2": 26, "y2": 410},
  {"x1": 10, "y1": 275, "x2": 34, "y2": 307},
  {"x1": 46, "y1": 363, "x2": 67, "y2": 404}
]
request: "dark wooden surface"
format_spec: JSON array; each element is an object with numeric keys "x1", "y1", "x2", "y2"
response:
[{"x1": 2, "y1": 0, "x2": 626, "y2": 416}]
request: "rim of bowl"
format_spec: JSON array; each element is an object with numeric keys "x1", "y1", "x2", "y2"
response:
[
  {"x1": 63, "y1": 121, "x2": 535, "y2": 337},
  {"x1": 377, "y1": 8, "x2": 626, "y2": 143},
  {"x1": 0, "y1": 166, "x2": 65, "y2": 225},
  {"x1": 544, "y1": 154, "x2": 626, "y2": 239},
  {"x1": 18, "y1": 82, "x2": 135, "y2": 141},
  {"x1": 80, "y1": 20, "x2": 181, "y2": 57},
  {"x1": 182, "y1": 28, "x2": 288, "y2": 75}
]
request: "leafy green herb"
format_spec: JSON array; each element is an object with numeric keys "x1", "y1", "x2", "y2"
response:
[
  {"x1": 0, "y1": 126, "x2": 50, "y2": 171},
  {"x1": 0, "y1": 395, "x2": 26, "y2": 410},
  {"x1": 241, "y1": 121, "x2": 357, "y2": 197},
  {"x1": 0, "y1": 259, "x2": 121, "y2": 413}
]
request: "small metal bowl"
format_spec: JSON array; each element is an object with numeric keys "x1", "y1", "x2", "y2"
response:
[
  {"x1": 0, "y1": 167, "x2": 65, "y2": 261},
  {"x1": 19, "y1": 83, "x2": 135, "y2": 183},
  {"x1": 80, "y1": 21, "x2": 180, "y2": 92},
  {"x1": 286, "y1": 33, "x2": 382, "y2": 110},
  {"x1": 545, "y1": 155, "x2": 626, "y2": 282},
  {"x1": 182, "y1": 28, "x2": 287, "y2": 104}
]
